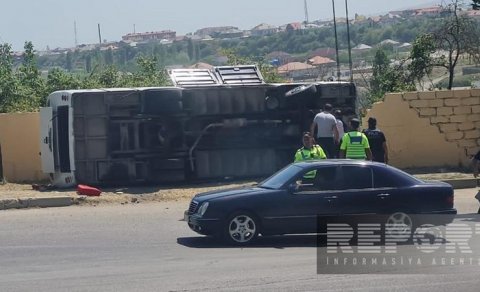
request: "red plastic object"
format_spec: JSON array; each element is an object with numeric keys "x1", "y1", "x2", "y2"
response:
[{"x1": 77, "y1": 184, "x2": 102, "y2": 196}]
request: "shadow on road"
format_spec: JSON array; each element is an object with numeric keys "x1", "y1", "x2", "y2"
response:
[
  {"x1": 177, "y1": 234, "x2": 320, "y2": 249},
  {"x1": 454, "y1": 213, "x2": 480, "y2": 222},
  {"x1": 178, "y1": 215, "x2": 480, "y2": 249},
  {"x1": 177, "y1": 234, "x2": 441, "y2": 249}
]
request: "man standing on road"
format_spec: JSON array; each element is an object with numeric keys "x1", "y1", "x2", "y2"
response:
[
  {"x1": 472, "y1": 150, "x2": 480, "y2": 179},
  {"x1": 310, "y1": 104, "x2": 339, "y2": 158},
  {"x1": 472, "y1": 150, "x2": 480, "y2": 213},
  {"x1": 339, "y1": 118, "x2": 372, "y2": 161},
  {"x1": 334, "y1": 109, "x2": 345, "y2": 157},
  {"x1": 363, "y1": 117, "x2": 389, "y2": 164}
]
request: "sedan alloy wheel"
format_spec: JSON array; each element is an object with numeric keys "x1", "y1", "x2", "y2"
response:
[
  {"x1": 226, "y1": 213, "x2": 258, "y2": 244},
  {"x1": 385, "y1": 212, "x2": 413, "y2": 239}
]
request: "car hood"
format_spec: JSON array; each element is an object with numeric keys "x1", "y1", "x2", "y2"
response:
[{"x1": 193, "y1": 186, "x2": 271, "y2": 201}]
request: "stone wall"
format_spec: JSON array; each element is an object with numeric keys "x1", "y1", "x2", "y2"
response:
[
  {"x1": 0, "y1": 113, "x2": 47, "y2": 182},
  {"x1": 365, "y1": 89, "x2": 480, "y2": 169},
  {"x1": 403, "y1": 89, "x2": 480, "y2": 157}
]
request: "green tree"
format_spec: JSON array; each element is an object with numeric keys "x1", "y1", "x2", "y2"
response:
[
  {"x1": 104, "y1": 49, "x2": 114, "y2": 65},
  {"x1": 367, "y1": 49, "x2": 415, "y2": 108},
  {"x1": 0, "y1": 43, "x2": 18, "y2": 112},
  {"x1": 85, "y1": 54, "x2": 92, "y2": 73},
  {"x1": 472, "y1": 0, "x2": 480, "y2": 9},
  {"x1": 65, "y1": 51, "x2": 73, "y2": 71},
  {"x1": 130, "y1": 55, "x2": 170, "y2": 87},
  {"x1": 194, "y1": 43, "x2": 200, "y2": 61},
  {"x1": 187, "y1": 39, "x2": 194, "y2": 61},
  {"x1": 13, "y1": 42, "x2": 45, "y2": 111},
  {"x1": 427, "y1": 0, "x2": 480, "y2": 89},
  {"x1": 407, "y1": 34, "x2": 436, "y2": 87},
  {"x1": 46, "y1": 68, "x2": 81, "y2": 93}
]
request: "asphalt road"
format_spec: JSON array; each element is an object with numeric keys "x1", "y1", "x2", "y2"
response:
[{"x1": 0, "y1": 188, "x2": 479, "y2": 292}]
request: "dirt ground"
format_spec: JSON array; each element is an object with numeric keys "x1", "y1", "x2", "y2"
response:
[
  {"x1": 0, "y1": 171, "x2": 475, "y2": 207},
  {"x1": 0, "y1": 180, "x2": 258, "y2": 206}
]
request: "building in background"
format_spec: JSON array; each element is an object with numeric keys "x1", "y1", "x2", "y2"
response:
[{"x1": 122, "y1": 30, "x2": 176, "y2": 43}]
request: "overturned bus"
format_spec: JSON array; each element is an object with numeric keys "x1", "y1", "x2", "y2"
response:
[{"x1": 39, "y1": 65, "x2": 357, "y2": 187}]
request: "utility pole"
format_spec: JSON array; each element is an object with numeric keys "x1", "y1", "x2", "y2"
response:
[
  {"x1": 98, "y1": 23, "x2": 102, "y2": 44},
  {"x1": 74, "y1": 21, "x2": 78, "y2": 47},
  {"x1": 332, "y1": 0, "x2": 341, "y2": 80},
  {"x1": 345, "y1": 0, "x2": 353, "y2": 82},
  {"x1": 304, "y1": 0, "x2": 309, "y2": 24}
]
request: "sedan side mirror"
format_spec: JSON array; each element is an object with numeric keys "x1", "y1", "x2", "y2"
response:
[{"x1": 288, "y1": 183, "x2": 299, "y2": 193}]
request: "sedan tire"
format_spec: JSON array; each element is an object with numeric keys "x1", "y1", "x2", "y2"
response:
[
  {"x1": 223, "y1": 211, "x2": 259, "y2": 245},
  {"x1": 385, "y1": 212, "x2": 415, "y2": 241}
]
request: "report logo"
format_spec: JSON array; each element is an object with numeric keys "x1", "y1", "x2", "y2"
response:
[{"x1": 316, "y1": 214, "x2": 480, "y2": 274}]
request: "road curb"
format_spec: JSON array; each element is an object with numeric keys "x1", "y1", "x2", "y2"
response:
[
  {"x1": 441, "y1": 179, "x2": 478, "y2": 189},
  {"x1": 0, "y1": 196, "x2": 74, "y2": 210},
  {"x1": 0, "y1": 178, "x2": 477, "y2": 211}
]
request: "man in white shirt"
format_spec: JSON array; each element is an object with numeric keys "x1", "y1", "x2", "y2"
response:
[
  {"x1": 310, "y1": 103, "x2": 339, "y2": 158},
  {"x1": 334, "y1": 110, "x2": 344, "y2": 143},
  {"x1": 334, "y1": 109, "x2": 344, "y2": 158}
]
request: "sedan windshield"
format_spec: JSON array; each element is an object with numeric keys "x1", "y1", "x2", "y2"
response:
[{"x1": 258, "y1": 164, "x2": 303, "y2": 190}]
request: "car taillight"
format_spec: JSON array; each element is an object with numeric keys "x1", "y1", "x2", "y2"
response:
[{"x1": 446, "y1": 195, "x2": 454, "y2": 207}]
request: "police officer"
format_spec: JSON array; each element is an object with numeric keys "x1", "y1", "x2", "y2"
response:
[
  {"x1": 294, "y1": 132, "x2": 327, "y2": 181},
  {"x1": 294, "y1": 132, "x2": 327, "y2": 163},
  {"x1": 339, "y1": 118, "x2": 372, "y2": 160}
]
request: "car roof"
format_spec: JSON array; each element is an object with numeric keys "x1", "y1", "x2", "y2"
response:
[{"x1": 293, "y1": 159, "x2": 388, "y2": 168}]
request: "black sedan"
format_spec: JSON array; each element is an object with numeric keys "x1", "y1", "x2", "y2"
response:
[{"x1": 184, "y1": 160, "x2": 457, "y2": 245}]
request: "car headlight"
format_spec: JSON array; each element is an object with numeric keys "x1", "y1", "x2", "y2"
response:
[{"x1": 197, "y1": 202, "x2": 209, "y2": 216}]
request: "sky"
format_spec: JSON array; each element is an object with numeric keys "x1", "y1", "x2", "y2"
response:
[{"x1": 0, "y1": 0, "x2": 440, "y2": 51}]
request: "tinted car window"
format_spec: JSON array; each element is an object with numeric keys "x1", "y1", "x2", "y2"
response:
[
  {"x1": 339, "y1": 166, "x2": 373, "y2": 190},
  {"x1": 259, "y1": 164, "x2": 303, "y2": 189},
  {"x1": 294, "y1": 166, "x2": 339, "y2": 192},
  {"x1": 373, "y1": 167, "x2": 400, "y2": 188},
  {"x1": 313, "y1": 166, "x2": 338, "y2": 191}
]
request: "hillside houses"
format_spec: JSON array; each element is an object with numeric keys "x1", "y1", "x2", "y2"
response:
[
  {"x1": 24, "y1": 2, "x2": 480, "y2": 84},
  {"x1": 251, "y1": 23, "x2": 278, "y2": 36},
  {"x1": 277, "y1": 62, "x2": 317, "y2": 80},
  {"x1": 121, "y1": 30, "x2": 176, "y2": 43}
]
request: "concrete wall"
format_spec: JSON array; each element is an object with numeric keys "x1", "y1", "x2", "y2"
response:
[
  {"x1": 364, "y1": 89, "x2": 480, "y2": 169},
  {"x1": 0, "y1": 112, "x2": 47, "y2": 182}
]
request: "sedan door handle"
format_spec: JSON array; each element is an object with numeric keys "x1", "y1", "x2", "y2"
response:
[
  {"x1": 377, "y1": 193, "x2": 390, "y2": 198},
  {"x1": 324, "y1": 196, "x2": 338, "y2": 200}
]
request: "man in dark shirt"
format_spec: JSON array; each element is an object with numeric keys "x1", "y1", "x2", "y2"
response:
[
  {"x1": 362, "y1": 117, "x2": 389, "y2": 164},
  {"x1": 472, "y1": 150, "x2": 480, "y2": 213},
  {"x1": 472, "y1": 150, "x2": 480, "y2": 179}
]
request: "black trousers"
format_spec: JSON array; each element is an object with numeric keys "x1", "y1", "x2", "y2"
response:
[{"x1": 316, "y1": 137, "x2": 336, "y2": 158}]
